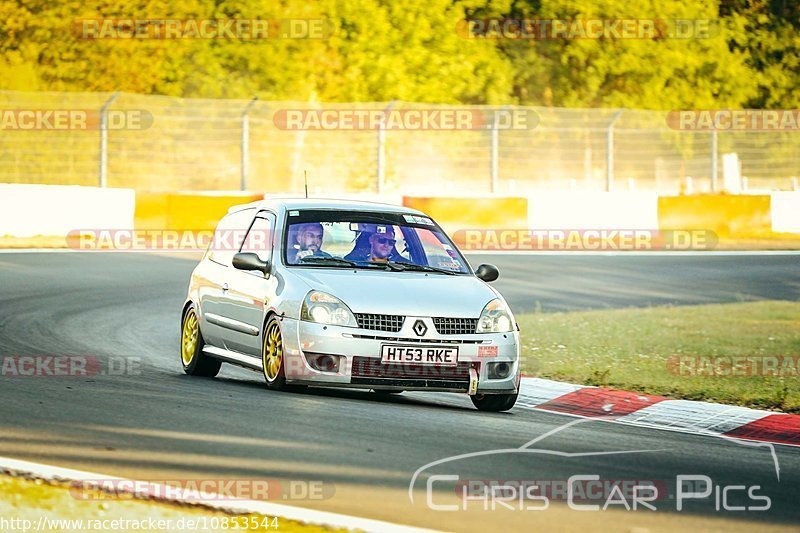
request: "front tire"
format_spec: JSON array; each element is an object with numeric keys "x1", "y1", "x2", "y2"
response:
[
  {"x1": 180, "y1": 305, "x2": 221, "y2": 377},
  {"x1": 262, "y1": 315, "x2": 288, "y2": 390},
  {"x1": 471, "y1": 393, "x2": 517, "y2": 412}
]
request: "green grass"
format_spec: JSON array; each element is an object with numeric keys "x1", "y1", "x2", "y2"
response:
[{"x1": 517, "y1": 300, "x2": 800, "y2": 412}]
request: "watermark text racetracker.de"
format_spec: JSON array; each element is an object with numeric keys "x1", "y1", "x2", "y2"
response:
[
  {"x1": 452, "y1": 229, "x2": 717, "y2": 251},
  {"x1": 0, "y1": 109, "x2": 153, "y2": 131},
  {"x1": 0, "y1": 356, "x2": 141, "y2": 377},
  {"x1": 66, "y1": 228, "x2": 717, "y2": 252},
  {"x1": 75, "y1": 18, "x2": 333, "y2": 40},
  {"x1": 66, "y1": 229, "x2": 262, "y2": 252},
  {"x1": 458, "y1": 18, "x2": 719, "y2": 40},
  {"x1": 667, "y1": 109, "x2": 800, "y2": 131},
  {"x1": 668, "y1": 355, "x2": 800, "y2": 377},
  {"x1": 68, "y1": 478, "x2": 332, "y2": 502},
  {"x1": 272, "y1": 108, "x2": 538, "y2": 130}
]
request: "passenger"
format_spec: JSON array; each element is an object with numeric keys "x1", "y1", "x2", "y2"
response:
[
  {"x1": 345, "y1": 226, "x2": 400, "y2": 262},
  {"x1": 290, "y1": 222, "x2": 330, "y2": 262}
]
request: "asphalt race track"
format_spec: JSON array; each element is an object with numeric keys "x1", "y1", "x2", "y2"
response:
[
  {"x1": 480, "y1": 252, "x2": 800, "y2": 313},
  {"x1": 1, "y1": 251, "x2": 799, "y2": 531}
]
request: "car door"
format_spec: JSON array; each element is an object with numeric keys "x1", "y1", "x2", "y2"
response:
[
  {"x1": 197, "y1": 208, "x2": 257, "y2": 347},
  {"x1": 217, "y1": 211, "x2": 278, "y2": 356}
]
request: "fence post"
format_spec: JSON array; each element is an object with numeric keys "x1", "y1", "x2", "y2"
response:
[
  {"x1": 376, "y1": 101, "x2": 396, "y2": 194},
  {"x1": 490, "y1": 109, "x2": 499, "y2": 193},
  {"x1": 710, "y1": 129, "x2": 718, "y2": 193},
  {"x1": 98, "y1": 92, "x2": 120, "y2": 188},
  {"x1": 606, "y1": 110, "x2": 623, "y2": 192},
  {"x1": 240, "y1": 97, "x2": 259, "y2": 191}
]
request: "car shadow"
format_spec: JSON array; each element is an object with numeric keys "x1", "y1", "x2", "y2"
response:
[{"x1": 191, "y1": 372, "x2": 480, "y2": 413}]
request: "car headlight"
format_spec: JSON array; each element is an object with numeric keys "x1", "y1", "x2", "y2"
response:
[
  {"x1": 300, "y1": 291, "x2": 357, "y2": 327},
  {"x1": 476, "y1": 298, "x2": 514, "y2": 333}
]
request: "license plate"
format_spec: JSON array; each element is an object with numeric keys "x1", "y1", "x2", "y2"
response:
[{"x1": 380, "y1": 345, "x2": 459, "y2": 366}]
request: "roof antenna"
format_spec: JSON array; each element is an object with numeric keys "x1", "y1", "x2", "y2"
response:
[{"x1": 304, "y1": 170, "x2": 309, "y2": 199}]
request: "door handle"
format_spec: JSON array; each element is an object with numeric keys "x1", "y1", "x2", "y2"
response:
[{"x1": 222, "y1": 283, "x2": 229, "y2": 292}]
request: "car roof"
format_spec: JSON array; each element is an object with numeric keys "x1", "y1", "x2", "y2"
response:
[{"x1": 228, "y1": 197, "x2": 427, "y2": 216}]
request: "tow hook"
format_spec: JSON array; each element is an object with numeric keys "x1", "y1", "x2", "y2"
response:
[{"x1": 468, "y1": 365, "x2": 479, "y2": 395}]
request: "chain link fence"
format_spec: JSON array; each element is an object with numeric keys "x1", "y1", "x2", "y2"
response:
[{"x1": 0, "y1": 90, "x2": 798, "y2": 194}]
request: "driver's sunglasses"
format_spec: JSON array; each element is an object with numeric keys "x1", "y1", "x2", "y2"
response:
[{"x1": 376, "y1": 237, "x2": 396, "y2": 245}]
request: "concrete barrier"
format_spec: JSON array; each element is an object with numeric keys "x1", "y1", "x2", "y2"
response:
[
  {"x1": 528, "y1": 192, "x2": 659, "y2": 230},
  {"x1": 771, "y1": 192, "x2": 800, "y2": 234},
  {"x1": 134, "y1": 191, "x2": 264, "y2": 231},
  {"x1": 658, "y1": 194, "x2": 772, "y2": 238},
  {"x1": 0, "y1": 184, "x2": 134, "y2": 238},
  {"x1": 2, "y1": 185, "x2": 798, "y2": 249}
]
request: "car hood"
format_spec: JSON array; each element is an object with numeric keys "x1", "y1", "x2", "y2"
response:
[{"x1": 287, "y1": 268, "x2": 499, "y2": 317}]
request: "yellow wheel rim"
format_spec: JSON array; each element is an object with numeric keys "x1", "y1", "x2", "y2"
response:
[
  {"x1": 181, "y1": 309, "x2": 199, "y2": 366},
  {"x1": 263, "y1": 321, "x2": 283, "y2": 381}
]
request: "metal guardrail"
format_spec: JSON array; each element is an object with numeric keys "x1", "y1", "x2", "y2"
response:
[{"x1": 0, "y1": 90, "x2": 797, "y2": 194}]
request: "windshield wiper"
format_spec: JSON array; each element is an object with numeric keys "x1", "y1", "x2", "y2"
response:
[
  {"x1": 383, "y1": 260, "x2": 458, "y2": 275},
  {"x1": 299, "y1": 256, "x2": 382, "y2": 269},
  {"x1": 369, "y1": 260, "x2": 405, "y2": 272}
]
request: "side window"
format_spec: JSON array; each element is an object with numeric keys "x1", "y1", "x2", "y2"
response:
[
  {"x1": 240, "y1": 213, "x2": 276, "y2": 263},
  {"x1": 208, "y1": 209, "x2": 256, "y2": 266}
]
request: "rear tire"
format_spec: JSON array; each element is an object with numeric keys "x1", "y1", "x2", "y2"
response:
[
  {"x1": 180, "y1": 305, "x2": 222, "y2": 377},
  {"x1": 471, "y1": 393, "x2": 517, "y2": 412}
]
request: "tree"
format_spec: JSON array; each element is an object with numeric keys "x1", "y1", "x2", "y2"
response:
[{"x1": 500, "y1": 0, "x2": 759, "y2": 109}]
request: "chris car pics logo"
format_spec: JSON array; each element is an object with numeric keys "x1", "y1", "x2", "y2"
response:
[{"x1": 409, "y1": 418, "x2": 774, "y2": 512}]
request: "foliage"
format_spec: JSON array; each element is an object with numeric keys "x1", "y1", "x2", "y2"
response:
[{"x1": 0, "y1": 0, "x2": 796, "y2": 108}]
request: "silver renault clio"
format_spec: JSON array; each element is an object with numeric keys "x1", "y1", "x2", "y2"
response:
[{"x1": 180, "y1": 198, "x2": 520, "y2": 411}]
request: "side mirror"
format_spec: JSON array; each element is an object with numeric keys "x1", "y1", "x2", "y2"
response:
[
  {"x1": 232, "y1": 252, "x2": 270, "y2": 275},
  {"x1": 475, "y1": 264, "x2": 499, "y2": 282}
]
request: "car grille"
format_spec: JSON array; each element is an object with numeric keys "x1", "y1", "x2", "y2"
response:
[
  {"x1": 355, "y1": 313, "x2": 404, "y2": 332},
  {"x1": 348, "y1": 334, "x2": 485, "y2": 344},
  {"x1": 432, "y1": 317, "x2": 478, "y2": 335},
  {"x1": 350, "y1": 356, "x2": 471, "y2": 390}
]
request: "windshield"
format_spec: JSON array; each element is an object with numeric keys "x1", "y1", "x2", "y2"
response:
[{"x1": 283, "y1": 210, "x2": 471, "y2": 274}]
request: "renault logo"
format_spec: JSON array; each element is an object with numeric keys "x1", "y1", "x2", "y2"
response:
[{"x1": 412, "y1": 320, "x2": 427, "y2": 337}]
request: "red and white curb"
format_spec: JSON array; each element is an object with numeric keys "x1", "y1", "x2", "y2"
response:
[
  {"x1": 0, "y1": 457, "x2": 436, "y2": 533},
  {"x1": 518, "y1": 377, "x2": 800, "y2": 447}
]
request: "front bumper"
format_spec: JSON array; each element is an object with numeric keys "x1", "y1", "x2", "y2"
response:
[{"x1": 279, "y1": 316, "x2": 520, "y2": 394}]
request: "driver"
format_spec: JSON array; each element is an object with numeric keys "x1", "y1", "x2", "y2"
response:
[{"x1": 292, "y1": 222, "x2": 330, "y2": 262}]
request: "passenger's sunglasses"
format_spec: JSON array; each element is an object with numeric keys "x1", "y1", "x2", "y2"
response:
[{"x1": 375, "y1": 237, "x2": 396, "y2": 245}]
